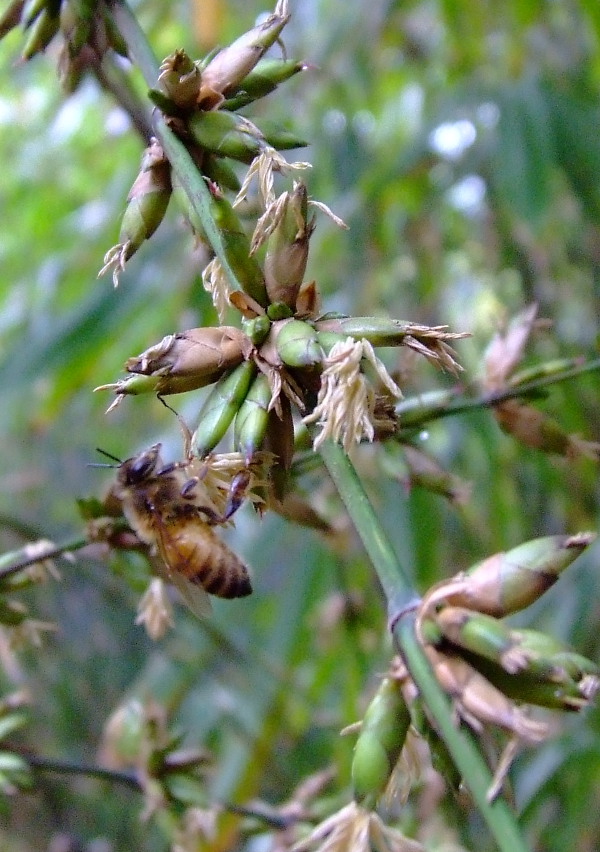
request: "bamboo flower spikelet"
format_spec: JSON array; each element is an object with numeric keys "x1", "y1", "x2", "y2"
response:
[{"x1": 89, "y1": 1, "x2": 471, "y2": 648}]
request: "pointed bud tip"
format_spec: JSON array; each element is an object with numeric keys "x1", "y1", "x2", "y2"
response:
[{"x1": 566, "y1": 531, "x2": 596, "y2": 549}]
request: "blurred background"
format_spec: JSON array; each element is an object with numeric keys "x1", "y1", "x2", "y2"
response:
[{"x1": 0, "y1": 0, "x2": 599, "y2": 849}]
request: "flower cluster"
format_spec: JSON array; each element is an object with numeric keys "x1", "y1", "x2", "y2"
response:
[
  {"x1": 88, "y1": 1, "x2": 470, "y2": 633},
  {"x1": 0, "y1": 0, "x2": 129, "y2": 89}
]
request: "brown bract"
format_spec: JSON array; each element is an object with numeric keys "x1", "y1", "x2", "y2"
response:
[{"x1": 125, "y1": 326, "x2": 249, "y2": 381}]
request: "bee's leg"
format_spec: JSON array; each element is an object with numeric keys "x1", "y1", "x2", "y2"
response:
[
  {"x1": 180, "y1": 477, "x2": 199, "y2": 498},
  {"x1": 157, "y1": 395, "x2": 194, "y2": 456},
  {"x1": 223, "y1": 470, "x2": 251, "y2": 520}
]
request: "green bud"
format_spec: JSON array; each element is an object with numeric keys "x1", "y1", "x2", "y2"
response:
[
  {"x1": 274, "y1": 319, "x2": 323, "y2": 368},
  {"x1": 267, "y1": 302, "x2": 294, "y2": 321},
  {"x1": 21, "y1": 4, "x2": 60, "y2": 59},
  {"x1": 464, "y1": 652, "x2": 593, "y2": 711},
  {"x1": 444, "y1": 532, "x2": 596, "y2": 617},
  {"x1": 242, "y1": 315, "x2": 271, "y2": 345},
  {"x1": 95, "y1": 372, "x2": 213, "y2": 404},
  {"x1": 188, "y1": 110, "x2": 264, "y2": 163},
  {"x1": 99, "y1": 140, "x2": 172, "y2": 285},
  {"x1": 234, "y1": 373, "x2": 271, "y2": 461},
  {"x1": 513, "y1": 629, "x2": 600, "y2": 682},
  {"x1": 191, "y1": 360, "x2": 257, "y2": 457},
  {"x1": 264, "y1": 182, "x2": 314, "y2": 307},
  {"x1": 433, "y1": 607, "x2": 576, "y2": 685},
  {"x1": 199, "y1": 6, "x2": 290, "y2": 100},
  {"x1": 222, "y1": 59, "x2": 307, "y2": 110},
  {"x1": 352, "y1": 733, "x2": 390, "y2": 808},
  {"x1": 351, "y1": 677, "x2": 410, "y2": 806},
  {"x1": 256, "y1": 119, "x2": 309, "y2": 151},
  {"x1": 433, "y1": 607, "x2": 520, "y2": 671},
  {"x1": 315, "y1": 316, "x2": 438, "y2": 346},
  {"x1": 117, "y1": 167, "x2": 171, "y2": 251},
  {"x1": 202, "y1": 154, "x2": 241, "y2": 193},
  {"x1": 208, "y1": 184, "x2": 268, "y2": 306}
]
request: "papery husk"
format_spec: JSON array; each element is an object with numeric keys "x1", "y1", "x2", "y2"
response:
[
  {"x1": 424, "y1": 646, "x2": 549, "y2": 744},
  {"x1": 420, "y1": 533, "x2": 596, "y2": 619},
  {"x1": 191, "y1": 360, "x2": 257, "y2": 457},
  {"x1": 125, "y1": 326, "x2": 248, "y2": 381}
]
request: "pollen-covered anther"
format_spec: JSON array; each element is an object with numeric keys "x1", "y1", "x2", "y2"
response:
[
  {"x1": 136, "y1": 578, "x2": 175, "y2": 640},
  {"x1": 234, "y1": 147, "x2": 312, "y2": 210},
  {"x1": 303, "y1": 338, "x2": 402, "y2": 453},
  {"x1": 202, "y1": 258, "x2": 232, "y2": 323},
  {"x1": 402, "y1": 332, "x2": 464, "y2": 375}
]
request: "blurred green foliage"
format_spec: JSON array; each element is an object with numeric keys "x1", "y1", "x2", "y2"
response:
[{"x1": 0, "y1": 0, "x2": 599, "y2": 850}]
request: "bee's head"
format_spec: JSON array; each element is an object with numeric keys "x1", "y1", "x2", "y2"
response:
[{"x1": 119, "y1": 444, "x2": 162, "y2": 485}]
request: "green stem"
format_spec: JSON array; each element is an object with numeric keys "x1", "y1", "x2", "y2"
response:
[
  {"x1": 318, "y1": 438, "x2": 531, "y2": 852},
  {"x1": 398, "y1": 356, "x2": 600, "y2": 431},
  {"x1": 111, "y1": 0, "x2": 245, "y2": 294},
  {"x1": 0, "y1": 536, "x2": 88, "y2": 580},
  {"x1": 26, "y1": 753, "x2": 142, "y2": 790},
  {"x1": 25, "y1": 752, "x2": 299, "y2": 828},
  {"x1": 317, "y1": 440, "x2": 416, "y2": 613}
]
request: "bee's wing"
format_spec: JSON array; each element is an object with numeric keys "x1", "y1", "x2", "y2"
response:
[
  {"x1": 169, "y1": 570, "x2": 213, "y2": 619},
  {"x1": 152, "y1": 525, "x2": 214, "y2": 619}
]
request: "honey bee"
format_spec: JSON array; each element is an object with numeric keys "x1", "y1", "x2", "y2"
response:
[{"x1": 115, "y1": 444, "x2": 252, "y2": 616}]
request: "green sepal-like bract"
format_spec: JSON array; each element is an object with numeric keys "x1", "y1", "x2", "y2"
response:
[
  {"x1": 233, "y1": 373, "x2": 272, "y2": 461},
  {"x1": 192, "y1": 360, "x2": 257, "y2": 457},
  {"x1": 351, "y1": 677, "x2": 410, "y2": 808},
  {"x1": 274, "y1": 319, "x2": 323, "y2": 368}
]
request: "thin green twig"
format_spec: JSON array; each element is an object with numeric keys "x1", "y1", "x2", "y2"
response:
[
  {"x1": 25, "y1": 752, "x2": 304, "y2": 828},
  {"x1": 398, "y1": 356, "x2": 600, "y2": 431},
  {"x1": 0, "y1": 536, "x2": 88, "y2": 581},
  {"x1": 318, "y1": 438, "x2": 532, "y2": 852},
  {"x1": 26, "y1": 753, "x2": 142, "y2": 790}
]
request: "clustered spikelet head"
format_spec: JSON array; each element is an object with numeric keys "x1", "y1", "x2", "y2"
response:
[
  {"x1": 402, "y1": 531, "x2": 599, "y2": 801},
  {"x1": 88, "y1": 3, "x2": 472, "y2": 638},
  {"x1": 287, "y1": 531, "x2": 599, "y2": 849}
]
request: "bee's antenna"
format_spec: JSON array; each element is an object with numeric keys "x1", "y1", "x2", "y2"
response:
[
  {"x1": 91, "y1": 448, "x2": 124, "y2": 467},
  {"x1": 158, "y1": 394, "x2": 193, "y2": 455},
  {"x1": 158, "y1": 395, "x2": 179, "y2": 417}
]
